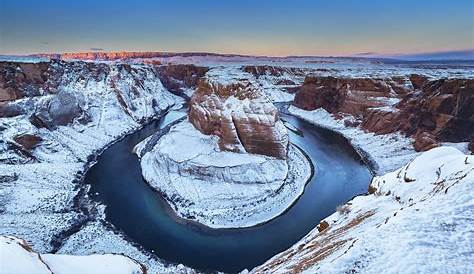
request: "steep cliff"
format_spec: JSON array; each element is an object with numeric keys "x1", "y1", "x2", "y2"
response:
[
  {"x1": 189, "y1": 68, "x2": 289, "y2": 159},
  {"x1": 293, "y1": 75, "x2": 474, "y2": 152}
]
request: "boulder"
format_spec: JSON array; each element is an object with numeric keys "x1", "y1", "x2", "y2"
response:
[
  {"x1": 189, "y1": 78, "x2": 289, "y2": 159},
  {"x1": 413, "y1": 131, "x2": 439, "y2": 152},
  {"x1": 14, "y1": 134, "x2": 42, "y2": 150},
  {"x1": 30, "y1": 91, "x2": 88, "y2": 129}
]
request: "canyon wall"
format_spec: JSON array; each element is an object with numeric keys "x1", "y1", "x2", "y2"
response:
[{"x1": 293, "y1": 75, "x2": 474, "y2": 152}]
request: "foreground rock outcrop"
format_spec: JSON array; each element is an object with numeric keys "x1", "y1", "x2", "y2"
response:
[
  {"x1": 189, "y1": 71, "x2": 289, "y2": 159},
  {"x1": 252, "y1": 147, "x2": 474, "y2": 274},
  {"x1": 293, "y1": 75, "x2": 474, "y2": 152},
  {"x1": 0, "y1": 236, "x2": 146, "y2": 274}
]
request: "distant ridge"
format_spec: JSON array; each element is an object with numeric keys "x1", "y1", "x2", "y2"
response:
[
  {"x1": 349, "y1": 49, "x2": 474, "y2": 61},
  {"x1": 29, "y1": 51, "x2": 259, "y2": 61}
]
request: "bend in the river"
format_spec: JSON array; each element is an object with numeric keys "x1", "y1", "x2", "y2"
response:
[{"x1": 85, "y1": 109, "x2": 372, "y2": 273}]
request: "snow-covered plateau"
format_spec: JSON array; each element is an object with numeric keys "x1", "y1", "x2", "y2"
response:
[{"x1": 0, "y1": 55, "x2": 473, "y2": 273}]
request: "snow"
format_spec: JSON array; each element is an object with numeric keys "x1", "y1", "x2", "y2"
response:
[
  {"x1": 136, "y1": 119, "x2": 312, "y2": 228},
  {"x1": 0, "y1": 236, "x2": 145, "y2": 274},
  {"x1": 43, "y1": 254, "x2": 144, "y2": 274},
  {"x1": 252, "y1": 147, "x2": 474, "y2": 274},
  {"x1": 0, "y1": 236, "x2": 52, "y2": 274},
  {"x1": 201, "y1": 66, "x2": 303, "y2": 103}
]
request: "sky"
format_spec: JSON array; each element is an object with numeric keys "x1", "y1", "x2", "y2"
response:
[{"x1": 0, "y1": 0, "x2": 473, "y2": 56}]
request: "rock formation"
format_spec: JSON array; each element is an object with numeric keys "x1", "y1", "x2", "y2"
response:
[
  {"x1": 189, "y1": 77, "x2": 289, "y2": 159},
  {"x1": 30, "y1": 90, "x2": 89, "y2": 129},
  {"x1": 293, "y1": 75, "x2": 474, "y2": 152},
  {"x1": 0, "y1": 62, "x2": 52, "y2": 102},
  {"x1": 293, "y1": 76, "x2": 411, "y2": 115}
]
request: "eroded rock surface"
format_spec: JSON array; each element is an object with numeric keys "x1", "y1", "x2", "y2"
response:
[
  {"x1": 189, "y1": 72, "x2": 289, "y2": 159},
  {"x1": 155, "y1": 64, "x2": 209, "y2": 97},
  {"x1": 294, "y1": 75, "x2": 411, "y2": 115}
]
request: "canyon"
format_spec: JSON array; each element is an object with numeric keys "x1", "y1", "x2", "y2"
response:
[{"x1": 0, "y1": 53, "x2": 472, "y2": 273}]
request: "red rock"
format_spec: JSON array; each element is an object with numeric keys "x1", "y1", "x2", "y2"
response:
[
  {"x1": 293, "y1": 76, "x2": 410, "y2": 115},
  {"x1": 0, "y1": 62, "x2": 50, "y2": 102},
  {"x1": 189, "y1": 79, "x2": 288, "y2": 159},
  {"x1": 413, "y1": 131, "x2": 439, "y2": 152},
  {"x1": 409, "y1": 74, "x2": 430, "y2": 89},
  {"x1": 317, "y1": 220, "x2": 329, "y2": 232},
  {"x1": 13, "y1": 134, "x2": 42, "y2": 150},
  {"x1": 294, "y1": 75, "x2": 473, "y2": 147},
  {"x1": 155, "y1": 64, "x2": 208, "y2": 95}
]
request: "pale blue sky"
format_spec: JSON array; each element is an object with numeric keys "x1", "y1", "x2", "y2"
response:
[{"x1": 1, "y1": 0, "x2": 473, "y2": 56}]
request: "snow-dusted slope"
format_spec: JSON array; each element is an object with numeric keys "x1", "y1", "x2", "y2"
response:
[
  {"x1": 136, "y1": 120, "x2": 311, "y2": 228},
  {"x1": 0, "y1": 236, "x2": 145, "y2": 274},
  {"x1": 251, "y1": 147, "x2": 474, "y2": 274}
]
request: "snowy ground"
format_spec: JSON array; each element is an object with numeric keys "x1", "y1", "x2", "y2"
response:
[
  {"x1": 0, "y1": 236, "x2": 146, "y2": 274},
  {"x1": 136, "y1": 119, "x2": 312, "y2": 228},
  {"x1": 251, "y1": 146, "x2": 474, "y2": 274},
  {"x1": 201, "y1": 65, "x2": 306, "y2": 103}
]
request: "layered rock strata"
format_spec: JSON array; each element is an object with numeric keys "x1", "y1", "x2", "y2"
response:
[
  {"x1": 189, "y1": 74, "x2": 289, "y2": 159},
  {"x1": 293, "y1": 75, "x2": 474, "y2": 152}
]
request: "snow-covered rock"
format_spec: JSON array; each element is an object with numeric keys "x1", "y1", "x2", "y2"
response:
[
  {"x1": 189, "y1": 66, "x2": 289, "y2": 159},
  {"x1": 251, "y1": 147, "x2": 474, "y2": 274},
  {"x1": 0, "y1": 236, "x2": 145, "y2": 274},
  {"x1": 137, "y1": 120, "x2": 311, "y2": 228}
]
